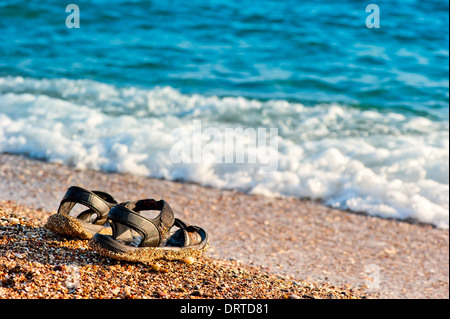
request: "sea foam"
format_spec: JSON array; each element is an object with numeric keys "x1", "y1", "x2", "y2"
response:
[{"x1": 0, "y1": 76, "x2": 448, "y2": 228}]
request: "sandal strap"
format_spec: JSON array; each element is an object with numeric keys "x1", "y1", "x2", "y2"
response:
[
  {"x1": 58, "y1": 186, "x2": 117, "y2": 225},
  {"x1": 172, "y1": 218, "x2": 203, "y2": 247},
  {"x1": 108, "y1": 199, "x2": 175, "y2": 247}
]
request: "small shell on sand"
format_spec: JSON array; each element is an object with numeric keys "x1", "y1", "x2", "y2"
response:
[
  {"x1": 183, "y1": 256, "x2": 196, "y2": 264},
  {"x1": 151, "y1": 263, "x2": 161, "y2": 271}
]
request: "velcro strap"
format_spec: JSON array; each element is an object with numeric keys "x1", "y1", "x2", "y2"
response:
[
  {"x1": 174, "y1": 218, "x2": 202, "y2": 246},
  {"x1": 108, "y1": 199, "x2": 175, "y2": 247},
  {"x1": 58, "y1": 186, "x2": 114, "y2": 224}
]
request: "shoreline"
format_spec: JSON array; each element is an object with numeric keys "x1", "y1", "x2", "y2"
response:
[
  {"x1": 0, "y1": 200, "x2": 364, "y2": 299},
  {"x1": 0, "y1": 153, "x2": 448, "y2": 298}
]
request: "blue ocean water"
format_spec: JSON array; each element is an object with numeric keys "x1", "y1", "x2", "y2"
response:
[{"x1": 0, "y1": 0, "x2": 449, "y2": 227}]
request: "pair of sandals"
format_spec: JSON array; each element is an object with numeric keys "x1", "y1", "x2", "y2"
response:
[{"x1": 45, "y1": 186, "x2": 209, "y2": 263}]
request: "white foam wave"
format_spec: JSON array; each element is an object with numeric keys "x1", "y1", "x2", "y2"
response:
[{"x1": 0, "y1": 76, "x2": 448, "y2": 228}]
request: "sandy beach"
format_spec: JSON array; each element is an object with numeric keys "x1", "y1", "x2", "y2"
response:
[{"x1": 0, "y1": 153, "x2": 448, "y2": 299}]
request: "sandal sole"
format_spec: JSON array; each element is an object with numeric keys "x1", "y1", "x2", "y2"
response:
[
  {"x1": 45, "y1": 214, "x2": 111, "y2": 239},
  {"x1": 88, "y1": 233, "x2": 209, "y2": 263}
]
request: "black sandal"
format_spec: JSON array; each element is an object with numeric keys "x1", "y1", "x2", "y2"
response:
[
  {"x1": 89, "y1": 199, "x2": 209, "y2": 263},
  {"x1": 45, "y1": 186, "x2": 118, "y2": 239}
]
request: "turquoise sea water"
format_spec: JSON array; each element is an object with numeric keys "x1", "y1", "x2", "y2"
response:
[
  {"x1": 0, "y1": 1, "x2": 449, "y2": 227},
  {"x1": 1, "y1": 0, "x2": 448, "y2": 118}
]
